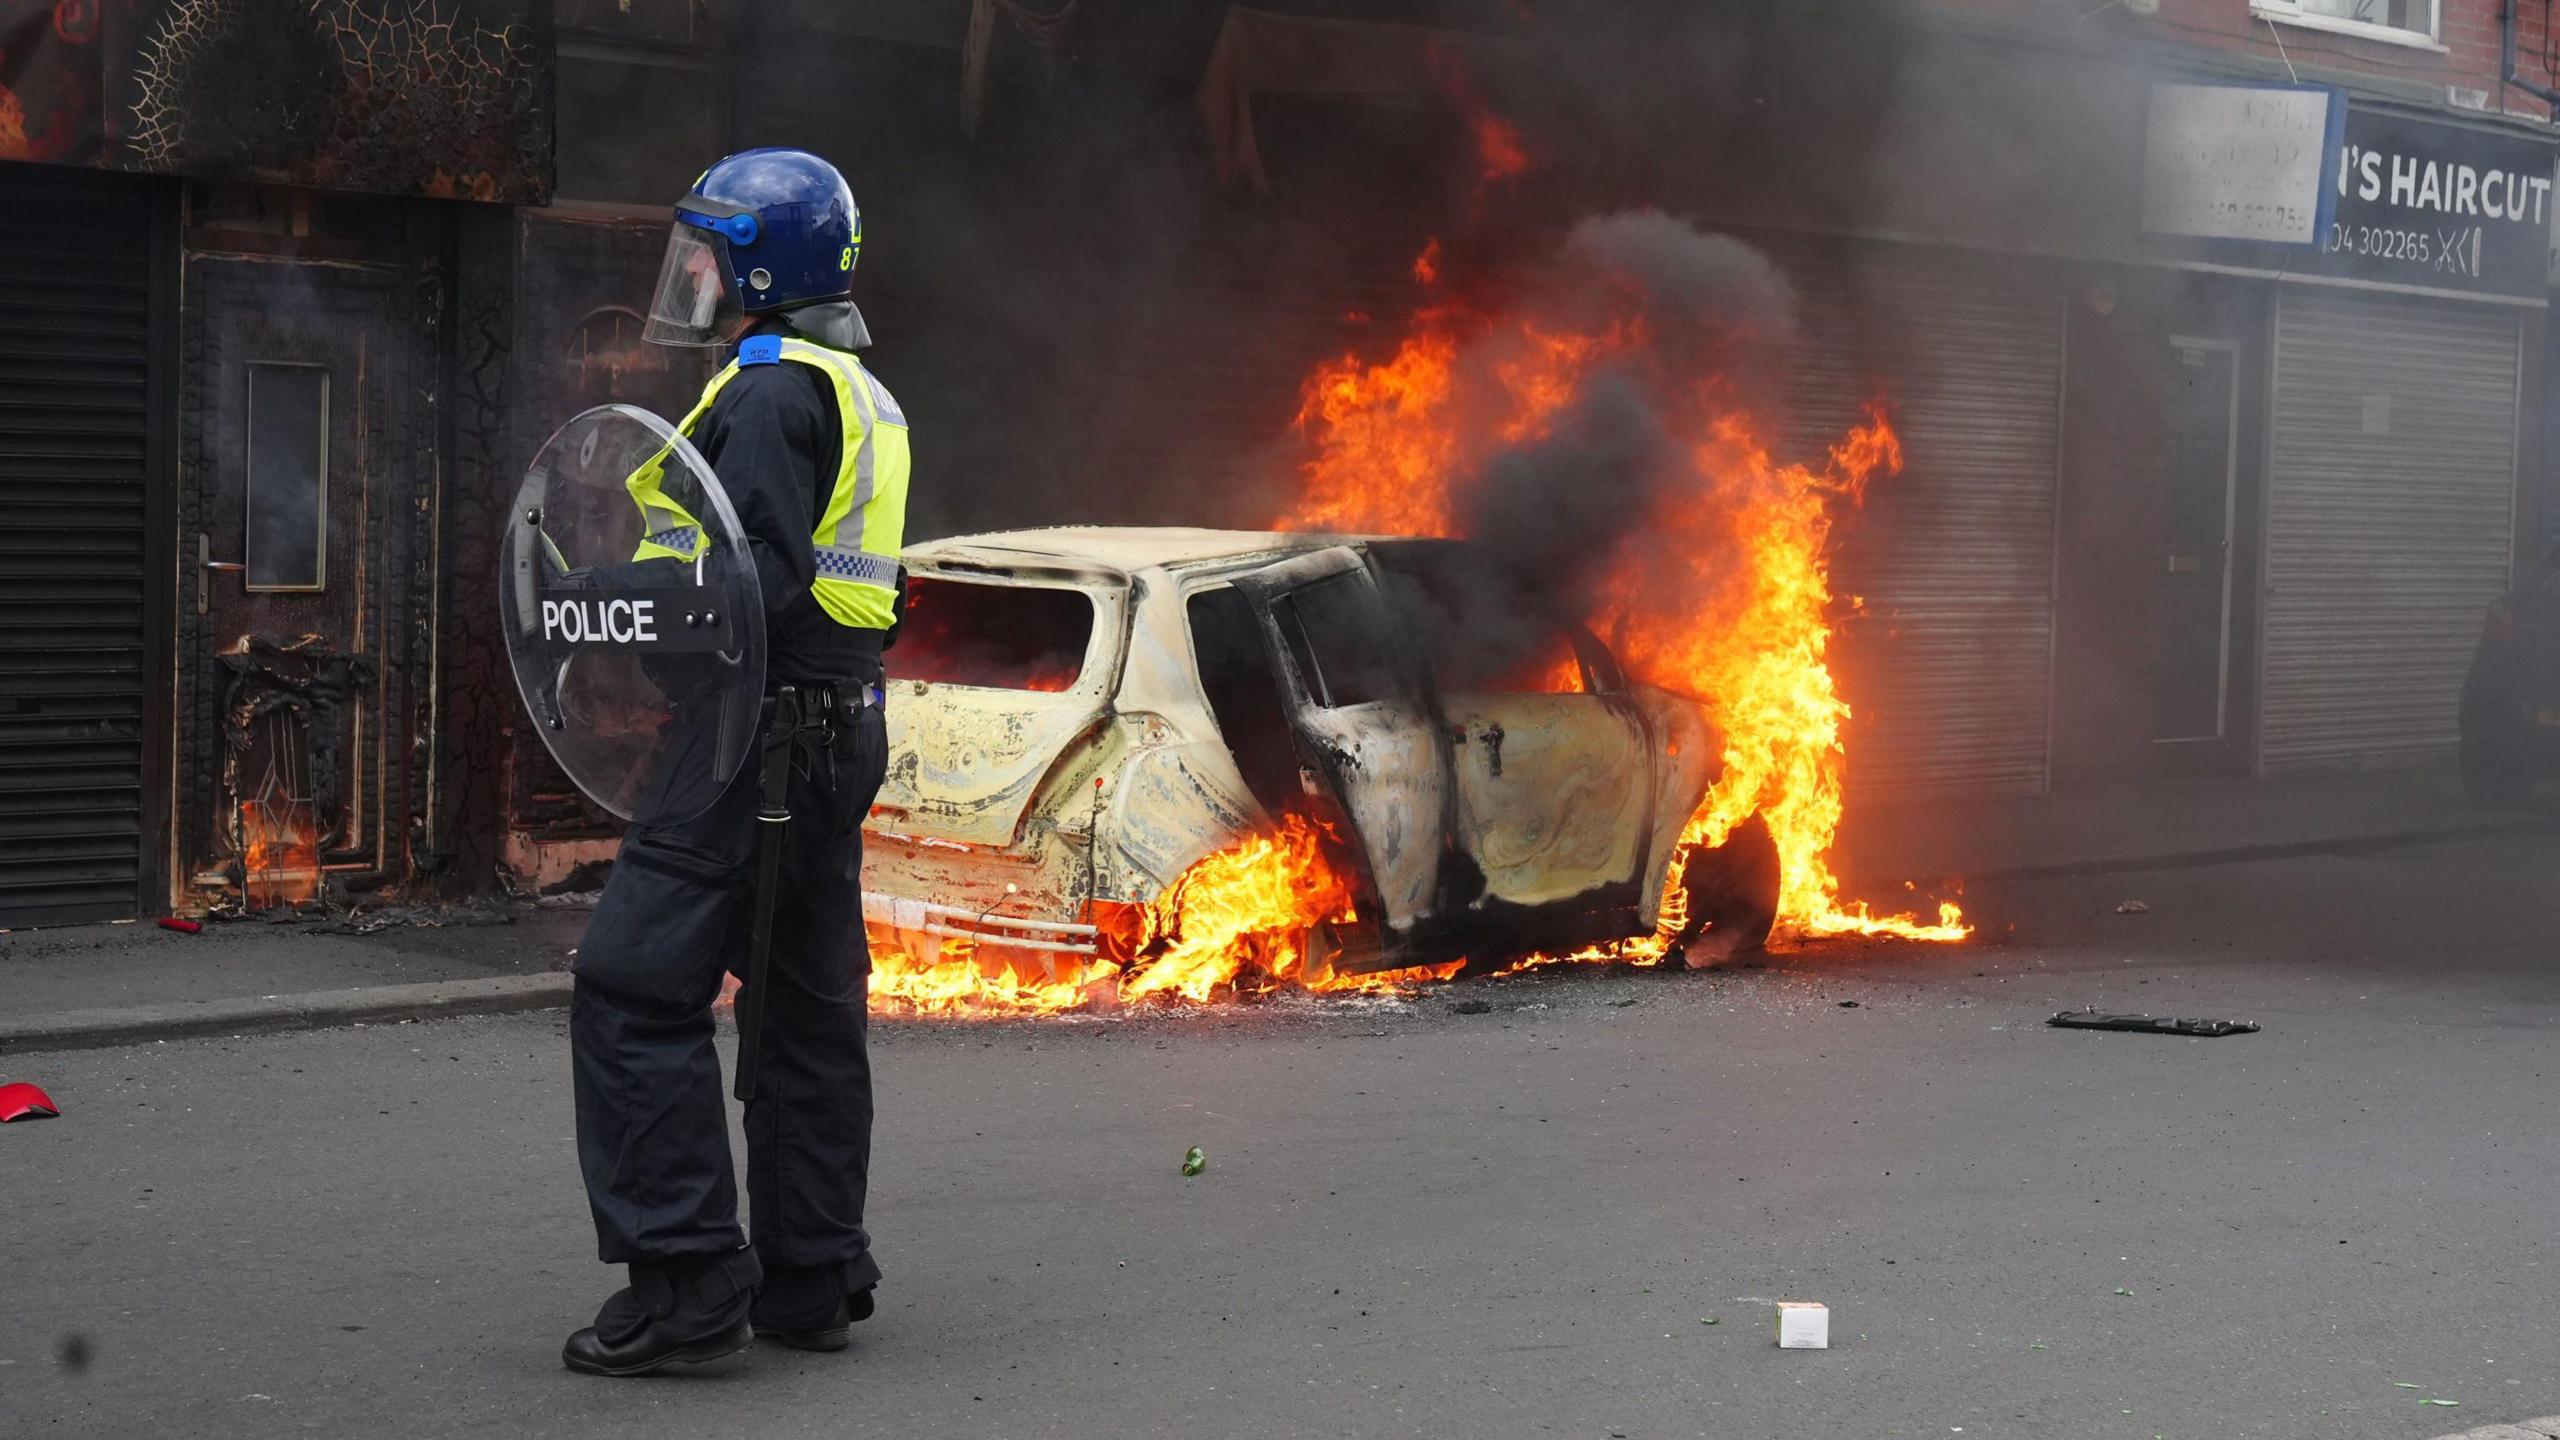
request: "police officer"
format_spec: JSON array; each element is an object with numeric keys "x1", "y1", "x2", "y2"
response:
[{"x1": 560, "y1": 148, "x2": 908, "y2": 1377}]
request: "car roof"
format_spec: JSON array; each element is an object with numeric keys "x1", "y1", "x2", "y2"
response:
[{"x1": 905, "y1": 526, "x2": 1405, "y2": 576}]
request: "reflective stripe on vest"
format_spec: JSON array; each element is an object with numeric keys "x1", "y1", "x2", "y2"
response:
[
  {"x1": 813, "y1": 544, "x2": 901, "y2": 586},
  {"x1": 664, "y1": 337, "x2": 909, "y2": 631},
  {"x1": 624, "y1": 470, "x2": 708, "y2": 563}
]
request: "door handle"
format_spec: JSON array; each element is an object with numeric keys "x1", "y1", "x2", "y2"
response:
[{"x1": 196, "y1": 534, "x2": 246, "y2": 615}]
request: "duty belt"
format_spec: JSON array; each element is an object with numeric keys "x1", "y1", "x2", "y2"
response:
[
  {"x1": 760, "y1": 680, "x2": 880, "y2": 783},
  {"x1": 798, "y1": 678, "x2": 885, "y2": 720}
]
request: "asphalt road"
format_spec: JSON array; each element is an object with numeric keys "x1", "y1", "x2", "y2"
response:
[{"x1": 5, "y1": 833, "x2": 2558, "y2": 1439}]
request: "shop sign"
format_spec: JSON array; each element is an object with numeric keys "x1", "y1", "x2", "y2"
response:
[
  {"x1": 2304, "y1": 107, "x2": 2555, "y2": 300},
  {"x1": 2146, "y1": 95, "x2": 2556, "y2": 302},
  {"x1": 2142, "y1": 82, "x2": 2344, "y2": 246}
]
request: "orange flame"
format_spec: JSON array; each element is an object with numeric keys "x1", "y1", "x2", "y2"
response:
[
  {"x1": 1293, "y1": 326, "x2": 1467, "y2": 536},
  {"x1": 867, "y1": 817, "x2": 1461, "y2": 1017},
  {"x1": 1471, "y1": 110, "x2": 1530, "y2": 187},
  {"x1": 1278, "y1": 246, "x2": 1965, "y2": 948},
  {"x1": 866, "y1": 937, "x2": 1104, "y2": 1016},
  {"x1": 1424, "y1": 42, "x2": 1530, "y2": 193},
  {"x1": 1624, "y1": 412, "x2": 1967, "y2": 943},
  {"x1": 1121, "y1": 815, "x2": 1354, "y2": 1002},
  {"x1": 239, "y1": 801, "x2": 320, "y2": 909}
]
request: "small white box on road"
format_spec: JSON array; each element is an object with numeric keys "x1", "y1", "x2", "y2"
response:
[{"x1": 1777, "y1": 1301, "x2": 1829, "y2": 1349}]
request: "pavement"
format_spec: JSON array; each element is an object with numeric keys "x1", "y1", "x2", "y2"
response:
[
  {"x1": 0, "y1": 902, "x2": 585, "y2": 1055},
  {"x1": 1834, "y1": 762, "x2": 2558, "y2": 887},
  {"x1": 2431, "y1": 1420, "x2": 2560, "y2": 1440},
  {"x1": 0, "y1": 763, "x2": 2548, "y2": 1057},
  {"x1": 4, "y1": 828, "x2": 2558, "y2": 1438}
]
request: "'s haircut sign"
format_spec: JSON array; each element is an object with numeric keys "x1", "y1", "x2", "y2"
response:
[
  {"x1": 2304, "y1": 108, "x2": 2555, "y2": 299},
  {"x1": 2143, "y1": 92, "x2": 2557, "y2": 301}
]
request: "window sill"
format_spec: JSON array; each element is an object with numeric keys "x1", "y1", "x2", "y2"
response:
[{"x1": 2247, "y1": 5, "x2": 2450, "y2": 54}]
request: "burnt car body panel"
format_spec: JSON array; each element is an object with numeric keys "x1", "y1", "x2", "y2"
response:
[
  {"x1": 1445, "y1": 691, "x2": 1652, "y2": 905},
  {"x1": 859, "y1": 528, "x2": 1733, "y2": 980}
]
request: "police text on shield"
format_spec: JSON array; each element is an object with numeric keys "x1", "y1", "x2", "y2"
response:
[{"x1": 543, "y1": 596, "x2": 659, "y2": 646}]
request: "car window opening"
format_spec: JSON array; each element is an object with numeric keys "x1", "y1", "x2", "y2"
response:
[
  {"x1": 894, "y1": 576, "x2": 1093, "y2": 692},
  {"x1": 1373, "y1": 560, "x2": 1594, "y2": 695},
  {"x1": 1187, "y1": 587, "x2": 1301, "y2": 817},
  {"x1": 1277, "y1": 573, "x2": 1406, "y2": 708},
  {"x1": 1441, "y1": 620, "x2": 1589, "y2": 695}
]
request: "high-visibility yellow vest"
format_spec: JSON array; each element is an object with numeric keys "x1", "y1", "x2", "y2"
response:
[{"x1": 624, "y1": 334, "x2": 910, "y2": 630}]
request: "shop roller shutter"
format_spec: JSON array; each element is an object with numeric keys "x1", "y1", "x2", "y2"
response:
[
  {"x1": 0, "y1": 169, "x2": 157, "y2": 925},
  {"x1": 1790, "y1": 249, "x2": 2064, "y2": 800},
  {"x1": 2260, "y1": 290, "x2": 2518, "y2": 773}
]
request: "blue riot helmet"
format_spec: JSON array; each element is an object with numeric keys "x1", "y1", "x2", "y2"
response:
[{"x1": 643, "y1": 148, "x2": 869, "y2": 349}]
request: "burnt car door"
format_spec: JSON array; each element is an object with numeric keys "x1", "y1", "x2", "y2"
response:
[
  {"x1": 1231, "y1": 548, "x2": 1452, "y2": 946},
  {"x1": 1433, "y1": 618, "x2": 1653, "y2": 929},
  {"x1": 1363, "y1": 543, "x2": 1659, "y2": 935}
]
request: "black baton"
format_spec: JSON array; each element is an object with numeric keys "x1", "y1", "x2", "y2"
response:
[{"x1": 733, "y1": 685, "x2": 800, "y2": 1103}]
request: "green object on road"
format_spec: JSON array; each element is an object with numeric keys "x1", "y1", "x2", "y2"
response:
[
  {"x1": 1701, "y1": 1317, "x2": 1718, "y2": 1325},
  {"x1": 2419, "y1": 1398, "x2": 2460, "y2": 1407},
  {"x1": 1181, "y1": 1145, "x2": 1206, "y2": 1177},
  {"x1": 2028, "y1": 1343, "x2": 2045, "y2": 1350},
  {"x1": 2114, "y1": 1287, "x2": 2132, "y2": 1296},
  {"x1": 2394, "y1": 1382, "x2": 2420, "y2": 1389}
]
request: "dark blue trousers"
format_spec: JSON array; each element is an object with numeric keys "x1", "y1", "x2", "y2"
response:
[{"x1": 571, "y1": 704, "x2": 886, "y2": 1291}]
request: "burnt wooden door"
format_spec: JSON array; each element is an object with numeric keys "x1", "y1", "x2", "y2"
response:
[{"x1": 177, "y1": 257, "x2": 437, "y2": 907}]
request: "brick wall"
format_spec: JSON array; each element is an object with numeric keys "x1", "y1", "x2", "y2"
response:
[{"x1": 1939, "y1": 0, "x2": 2558, "y2": 121}]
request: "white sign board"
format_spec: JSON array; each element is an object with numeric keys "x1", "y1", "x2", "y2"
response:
[{"x1": 2142, "y1": 83, "x2": 2340, "y2": 246}]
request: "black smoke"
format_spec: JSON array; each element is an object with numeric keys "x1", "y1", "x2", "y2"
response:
[
  {"x1": 715, "y1": 0, "x2": 2123, "y2": 540},
  {"x1": 1383, "y1": 210, "x2": 1801, "y2": 682}
]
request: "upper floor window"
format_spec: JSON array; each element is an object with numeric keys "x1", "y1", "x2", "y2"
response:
[{"x1": 2254, "y1": 0, "x2": 2440, "y2": 47}]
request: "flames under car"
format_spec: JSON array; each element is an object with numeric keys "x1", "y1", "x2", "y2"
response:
[{"x1": 859, "y1": 527, "x2": 1781, "y2": 989}]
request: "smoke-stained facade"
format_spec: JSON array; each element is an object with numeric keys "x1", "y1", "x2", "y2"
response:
[
  {"x1": 0, "y1": 0, "x2": 554, "y2": 926},
  {"x1": 1, "y1": 0, "x2": 552, "y2": 201},
  {"x1": 0, "y1": 0, "x2": 2553, "y2": 926}
]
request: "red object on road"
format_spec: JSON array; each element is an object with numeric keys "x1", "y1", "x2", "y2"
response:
[
  {"x1": 158, "y1": 917, "x2": 202, "y2": 934},
  {"x1": 0, "y1": 1082, "x2": 60, "y2": 1122}
]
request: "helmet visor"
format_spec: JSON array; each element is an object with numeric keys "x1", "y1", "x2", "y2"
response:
[{"x1": 642, "y1": 223, "x2": 742, "y2": 348}]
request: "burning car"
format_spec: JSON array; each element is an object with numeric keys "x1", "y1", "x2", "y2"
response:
[{"x1": 860, "y1": 526, "x2": 1781, "y2": 1006}]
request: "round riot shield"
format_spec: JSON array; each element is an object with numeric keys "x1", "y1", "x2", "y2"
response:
[{"x1": 501, "y1": 404, "x2": 765, "y2": 827}]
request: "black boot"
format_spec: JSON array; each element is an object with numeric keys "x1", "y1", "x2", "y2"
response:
[
  {"x1": 752, "y1": 1260, "x2": 877, "y2": 1352},
  {"x1": 562, "y1": 1249, "x2": 762, "y2": 1377}
]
